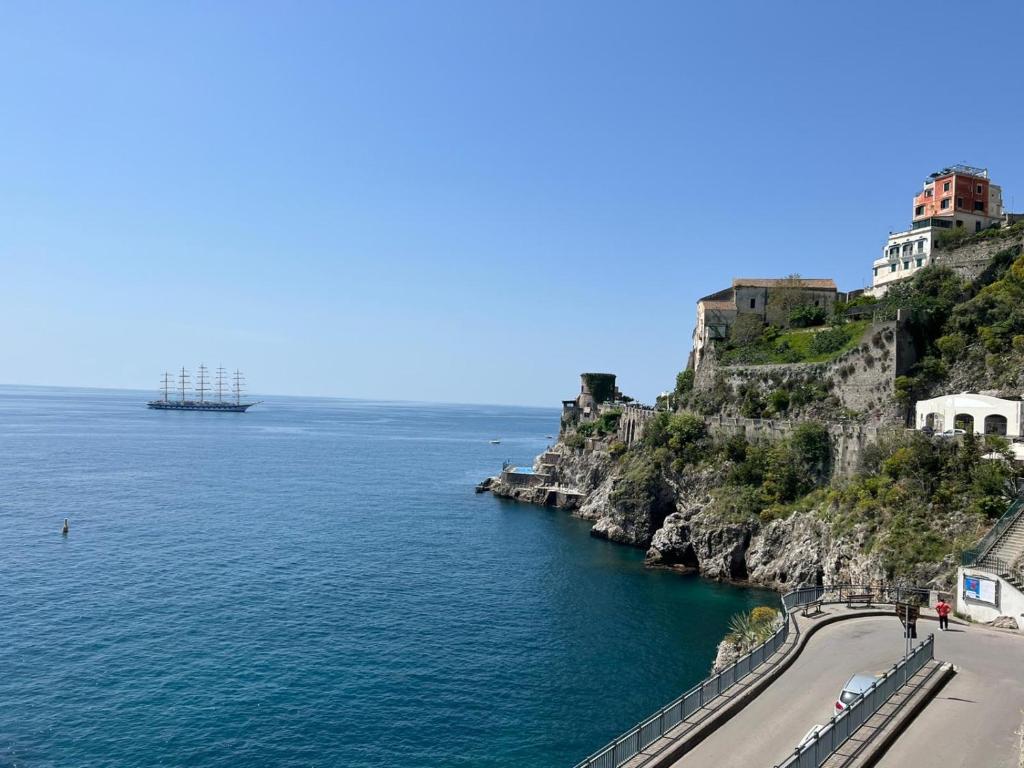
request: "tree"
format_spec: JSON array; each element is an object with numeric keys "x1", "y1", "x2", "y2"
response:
[
  {"x1": 675, "y1": 369, "x2": 695, "y2": 396},
  {"x1": 767, "y1": 274, "x2": 811, "y2": 325},
  {"x1": 730, "y1": 314, "x2": 765, "y2": 345}
]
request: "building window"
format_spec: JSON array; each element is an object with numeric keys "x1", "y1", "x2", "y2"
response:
[
  {"x1": 943, "y1": 181, "x2": 951, "y2": 192},
  {"x1": 873, "y1": 267, "x2": 878, "y2": 276},
  {"x1": 890, "y1": 264, "x2": 897, "y2": 272},
  {"x1": 917, "y1": 240, "x2": 925, "y2": 252},
  {"x1": 916, "y1": 258, "x2": 923, "y2": 267},
  {"x1": 974, "y1": 201, "x2": 984, "y2": 211},
  {"x1": 903, "y1": 261, "x2": 910, "y2": 269},
  {"x1": 956, "y1": 219, "x2": 964, "y2": 228},
  {"x1": 749, "y1": 298, "x2": 755, "y2": 309},
  {"x1": 889, "y1": 246, "x2": 898, "y2": 257},
  {"x1": 941, "y1": 198, "x2": 951, "y2": 210},
  {"x1": 915, "y1": 205, "x2": 925, "y2": 216},
  {"x1": 925, "y1": 189, "x2": 933, "y2": 197},
  {"x1": 957, "y1": 197, "x2": 964, "y2": 208},
  {"x1": 976, "y1": 221, "x2": 982, "y2": 232},
  {"x1": 976, "y1": 184, "x2": 983, "y2": 194}
]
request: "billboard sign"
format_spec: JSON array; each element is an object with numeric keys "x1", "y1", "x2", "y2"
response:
[{"x1": 964, "y1": 574, "x2": 998, "y2": 605}]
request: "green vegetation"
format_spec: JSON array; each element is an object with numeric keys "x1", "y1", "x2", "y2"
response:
[
  {"x1": 789, "y1": 304, "x2": 827, "y2": 328},
  {"x1": 822, "y1": 431, "x2": 1017, "y2": 578},
  {"x1": 727, "y1": 605, "x2": 781, "y2": 651},
  {"x1": 581, "y1": 373, "x2": 617, "y2": 404},
  {"x1": 934, "y1": 221, "x2": 1023, "y2": 251},
  {"x1": 719, "y1": 320, "x2": 870, "y2": 365},
  {"x1": 675, "y1": 369, "x2": 694, "y2": 397},
  {"x1": 629, "y1": 404, "x2": 1019, "y2": 578},
  {"x1": 881, "y1": 241, "x2": 1024, "y2": 401},
  {"x1": 593, "y1": 408, "x2": 623, "y2": 436}
]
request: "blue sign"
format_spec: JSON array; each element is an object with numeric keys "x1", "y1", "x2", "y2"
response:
[{"x1": 964, "y1": 576, "x2": 981, "y2": 598}]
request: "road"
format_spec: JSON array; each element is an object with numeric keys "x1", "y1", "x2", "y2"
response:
[
  {"x1": 672, "y1": 616, "x2": 906, "y2": 768},
  {"x1": 876, "y1": 622, "x2": 1024, "y2": 768}
]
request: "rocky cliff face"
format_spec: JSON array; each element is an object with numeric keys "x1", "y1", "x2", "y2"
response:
[
  {"x1": 483, "y1": 438, "x2": 962, "y2": 593},
  {"x1": 485, "y1": 446, "x2": 671, "y2": 547}
]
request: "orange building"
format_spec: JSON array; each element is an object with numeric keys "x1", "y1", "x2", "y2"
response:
[
  {"x1": 872, "y1": 165, "x2": 1004, "y2": 292},
  {"x1": 912, "y1": 165, "x2": 1002, "y2": 229}
]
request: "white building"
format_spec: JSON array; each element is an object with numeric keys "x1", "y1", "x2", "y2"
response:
[
  {"x1": 872, "y1": 228, "x2": 935, "y2": 290},
  {"x1": 915, "y1": 393, "x2": 1023, "y2": 437}
]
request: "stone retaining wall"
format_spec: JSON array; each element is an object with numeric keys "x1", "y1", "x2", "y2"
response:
[
  {"x1": 704, "y1": 415, "x2": 904, "y2": 478},
  {"x1": 935, "y1": 229, "x2": 1024, "y2": 282}
]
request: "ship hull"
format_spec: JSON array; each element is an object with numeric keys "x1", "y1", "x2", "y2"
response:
[{"x1": 147, "y1": 401, "x2": 257, "y2": 412}]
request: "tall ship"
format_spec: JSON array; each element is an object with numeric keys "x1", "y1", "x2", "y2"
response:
[{"x1": 147, "y1": 365, "x2": 261, "y2": 412}]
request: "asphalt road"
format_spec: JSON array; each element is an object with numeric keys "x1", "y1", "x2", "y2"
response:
[
  {"x1": 672, "y1": 616, "x2": 907, "y2": 768},
  {"x1": 876, "y1": 621, "x2": 1024, "y2": 768}
]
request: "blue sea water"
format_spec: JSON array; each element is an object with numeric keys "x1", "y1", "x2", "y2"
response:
[{"x1": 0, "y1": 386, "x2": 776, "y2": 768}]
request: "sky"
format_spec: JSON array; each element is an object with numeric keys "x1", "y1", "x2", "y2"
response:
[{"x1": 2, "y1": 2, "x2": 1024, "y2": 406}]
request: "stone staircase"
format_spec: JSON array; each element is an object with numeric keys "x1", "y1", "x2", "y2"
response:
[{"x1": 979, "y1": 501, "x2": 1024, "y2": 589}]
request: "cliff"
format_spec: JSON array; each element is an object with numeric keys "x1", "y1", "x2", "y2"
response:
[{"x1": 482, "y1": 228, "x2": 1024, "y2": 596}]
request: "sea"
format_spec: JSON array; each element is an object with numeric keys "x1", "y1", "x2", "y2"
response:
[{"x1": 0, "y1": 386, "x2": 777, "y2": 768}]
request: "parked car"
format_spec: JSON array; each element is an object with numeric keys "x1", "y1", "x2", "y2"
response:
[
  {"x1": 835, "y1": 673, "x2": 881, "y2": 712},
  {"x1": 798, "y1": 724, "x2": 826, "y2": 747},
  {"x1": 939, "y1": 428, "x2": 967, "y2": 438}
]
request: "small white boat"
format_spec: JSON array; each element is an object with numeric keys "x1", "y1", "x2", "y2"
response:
[{"x1": 489, "y1": 439, "x2": 501, "y2": 444}]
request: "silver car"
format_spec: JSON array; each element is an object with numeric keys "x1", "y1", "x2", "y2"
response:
[{"x1": 835, "y1": 673, "x2": 880, "y2": 712}]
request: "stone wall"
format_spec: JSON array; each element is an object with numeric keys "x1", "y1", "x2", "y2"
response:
[
  {"x1": 693, "y1": 320, "x2": 917, "y2": 424},
  {"x1": 617, "y1": 404, "x2": 658, "y2": 447},
  {"x1": 934, "y1": 229, "x2": 1024, "y2": 282},
  {"x1": 703, "y1": 415, "x2": 902, "y2": 478},
  {"x1": 499, "y1": 468, "x2": 547, "y2": 488}
]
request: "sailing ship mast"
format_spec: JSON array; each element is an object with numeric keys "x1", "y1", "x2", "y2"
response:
[
  {"x1": 178, "y1": 367, "x2": 191, "y2": 402},
  {"x1": 215, "y1": 366, "x2": 227, "y2": 403},
  {"x1": 196, "y1": 364, "x2": 209, "y2": 404},
  {"x1": 146, "y1": 365, "x2": 258, "y2": 412},
  {"x1": 233, "y1": 370, "x2": 245, "y2": 406},
  {"x1": 160, "y1": 372, "x2": 172, "y2": 403}
]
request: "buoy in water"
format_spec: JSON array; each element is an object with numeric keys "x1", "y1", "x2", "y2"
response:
[{"x1": 62, "y1": 518, "x2": 69, "y2": 535}]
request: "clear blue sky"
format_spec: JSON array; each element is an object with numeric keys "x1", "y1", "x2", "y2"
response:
[{"x1": 2, "y1": 2, "x2": 1023, "y2": 406}]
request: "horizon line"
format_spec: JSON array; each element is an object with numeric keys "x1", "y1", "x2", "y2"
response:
[{"x1": 0, "y1": 381, "x2": 560, "y2": 412}]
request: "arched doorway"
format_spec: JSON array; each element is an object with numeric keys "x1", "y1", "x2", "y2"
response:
[
  {"x1": 984, "y1": 414, "x2": 1008, "y2": 436},
  {"x1": 925, "y1": 412, "x2": 943, "y2": 432},
  {"x1": 954, "y1": 413, "x2": 975, "y2": 433}
]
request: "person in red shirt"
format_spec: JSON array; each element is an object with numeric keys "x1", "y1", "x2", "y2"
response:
[{"x1": 936, "y1": 597, "x2": 951, "y2": 630}]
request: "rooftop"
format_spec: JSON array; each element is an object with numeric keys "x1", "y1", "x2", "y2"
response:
[
  {"x1": 732, "y1": 278, "x2": 837, "y2": 290},
  {"x1": 927, "y1": 164, "x2": 989, "y2": 181}
]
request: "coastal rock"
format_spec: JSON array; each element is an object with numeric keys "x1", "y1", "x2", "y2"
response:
[
  {"x1": 711, "y1": 636, "x2": 741, "y2": 673},
  {"x1": 991, "y1": 615, "x2": 1019, "y2": 630},
  {"x1": 687, "y1": 518, "x2": 751, "y2": 580},
  {"x1": 646, "y1": 512, "x2": 699, "y2": 568}
]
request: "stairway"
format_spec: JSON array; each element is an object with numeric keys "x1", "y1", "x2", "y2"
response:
[
  {"x1": 981, "y1": 524, "x2": 1024, "y2": 566},
  {"x1": 979, "y1": 506, "x2": 1024, "y2": 588}
]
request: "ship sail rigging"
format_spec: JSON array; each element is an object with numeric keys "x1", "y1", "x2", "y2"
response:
[{"x1": 147, "y1": 365, "x2": 261, "y2": 412}]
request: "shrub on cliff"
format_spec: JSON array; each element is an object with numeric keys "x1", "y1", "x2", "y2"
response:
[
  {"x1": 642, "y1": 411, "x2": 707, "y2": 469},
  {"x1": 594, "y1": 409, "x2": 622, "y2": 436},
  {"x1": 824, "y1": 430, "x2": 1021, "y2": 579},
  {"x1": 808, "y1": 326, "x2": 849, "y2": 356},
  {"x1": 726, "y1": 606, "x2": 780, "y2": 652},
  {"x1": 675, "y1": 369, "x2": 694, "y2": 397}
]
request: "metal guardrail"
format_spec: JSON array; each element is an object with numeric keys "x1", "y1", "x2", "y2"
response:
[
  {"x1": 571, "y1": 586, "x2": 831, "y2": 768},
  {"x1": 774, "y1": 634, "x2": 935, "y2": 768},
  {"x1": 961, "y1": 495, "x2": 1024, "y2": 567},
  {"x1": 570, "y1": 583, "x2": 923, "y2": 768}
]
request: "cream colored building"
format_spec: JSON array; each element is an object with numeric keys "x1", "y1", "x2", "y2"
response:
[{"x1": 915, "y1": 393, "x2": 1023, "y2": 437}]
